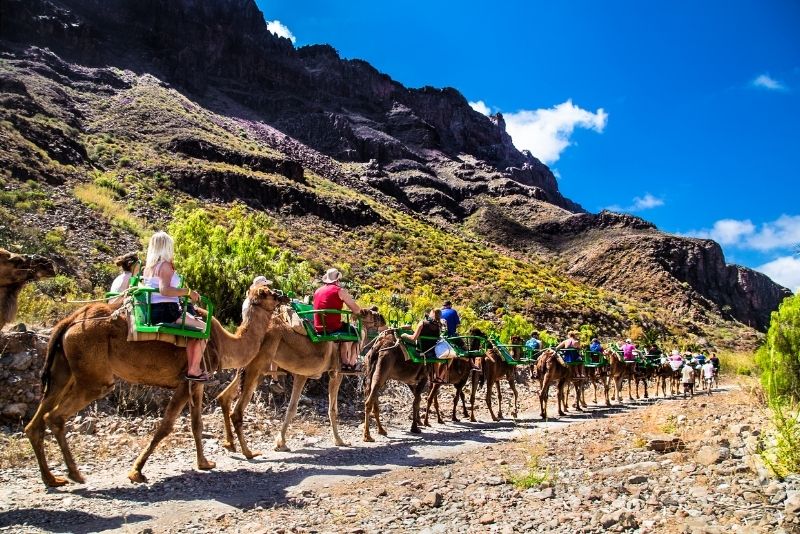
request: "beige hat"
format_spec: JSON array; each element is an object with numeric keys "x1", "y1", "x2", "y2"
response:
[
  {"x1": 322, "y1": 268, "x2": 341, "y2": 284},
  {"x1": 625, "y1": 338, "x2": 632, "y2": 344},
  {"x1": 252, "y1": 275, "x2": 272, "y2": 287}
]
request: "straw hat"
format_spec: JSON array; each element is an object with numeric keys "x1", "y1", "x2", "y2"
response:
[{"x1": 322, "y1": 268, "x2": 342, "y2": 284}]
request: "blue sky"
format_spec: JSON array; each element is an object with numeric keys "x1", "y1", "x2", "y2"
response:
[{"x1": 256, "y1": 0, "x2": 800, "y2": 290}]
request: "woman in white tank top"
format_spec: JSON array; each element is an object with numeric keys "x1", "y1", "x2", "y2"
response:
[{"x1": 143, "y1": 231, "x2": 209, "y2": 381}]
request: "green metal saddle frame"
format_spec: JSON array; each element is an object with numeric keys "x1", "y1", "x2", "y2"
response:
[
  {"x1": 487, "y1": 336, "x2": 537, "y2": 366},
  {"x1": 394, "y1": 329, "x2": 450, "y2": 364},
  {"x1": 557, "y1": 347, "x2": 584, "y2": 366},
  {"x1": 582, "y1": 350, "x2": 608, "y2": 368},
  {"x1": 106, "y1": 276, "x2": 214, "y2": 339},
  {"x1": 290, "y1": 301, "x2": 362, "y2": 343},
  {"x1": 446, "y1": 335, "x2": 487, "y2": 358}
]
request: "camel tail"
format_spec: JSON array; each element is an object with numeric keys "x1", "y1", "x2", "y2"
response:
[
  {"x1": 363, "y1": 341, "x2": 380, "y2": 395},
  {"x1": 42, "y1": 317, "x2": 71, "y2": 394}
]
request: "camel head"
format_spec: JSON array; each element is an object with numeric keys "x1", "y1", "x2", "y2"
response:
[
  {"x1": 247, "y1": 285, "x2": 290, "y2": 315},
  {"x1": 468, "y1": 327, "x2": 487, "y2": 352},
  {"x1": 0, "y1": 248, "x2": 57, "y2": 286},
  {"x1": 359, "y1": 306, "x2": 387, "y2": 337},
  {"x1": 509, "y1": 335, "x2": 524, "y2": 359}
]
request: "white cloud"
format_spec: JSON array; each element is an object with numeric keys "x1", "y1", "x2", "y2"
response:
[
  {"x1": 757, "y1": 256, "x2": 800, "y2": 292},
  {"x1": 469, "y1": 100, "x2": 491, "y2": 116},
  {"x1": 752, "y1": 74, "x2": 787, "y2": 91},
  {"x1": 502, "y1": 100, "x2": 608, "y2": 164},
  {"x1": 685, "y1": 215, "x2": 800, "y2": 251},
  {"x1": 606, "y1": 193, "x2": 664, "y2": 213},
  {"x1": 266, "y1": 20, "x2": 296, "y2": 44}
]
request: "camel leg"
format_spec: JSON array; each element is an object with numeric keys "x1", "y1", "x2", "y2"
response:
[
  {"x1": 495, "y1": 380, "x2": 504, "y2": 420},
  {"x1": 45, "y1": 376, "x2": 113, "y2": 484},
  {"x1": 216, "y1": 371, "x2": 241, "y2": 452},
  {"x1": 539, "y1": 374, "x2": 550, "y2": 419},
  {"x1": 485, "y1": 378, "x2": 498, "y2": 421},
  {"x1": 459, "y1": 384, "x2": 469, "y2": 418},
  {"x1": 508, "y1": 373, "x2": 519, "y2": 418},
  {"x1": 469, "y1": 373, "x2": 478, "y2": 422},
  {"x1": 276, "y1": 375, "x2": 307, "y2": 451},
  {"x1": 451, "y1": 384, "x2": 461, "y2": 422},
  {"x1": 189, "y1": 383, "x2": 215, "y2": 470},
  {"x1": 25, "y1": 353, "x2": 74, "y2": 487},
  {"x1": 363, "y1": 382, "x2": 376, "y2": 442},
  {"x1": 433, "y1": 390, "x2": 444, "y2": 424},
  {"x1": 129, "y1": 383, "x2": 191, "y2": 483},
  {"x1": 327, "y1": 371, "x2": 347, "y2": 447},
  {"x1": 410, "y1": 381, "x2": 425, "y2": 434},
  {"x1": 424, "y1": 384, "x2": 439, "y2": 426},
  {"x1": 231, "y1": 367, "x2": 268, "y2": 459}
]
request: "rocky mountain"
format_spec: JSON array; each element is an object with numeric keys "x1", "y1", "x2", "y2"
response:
[{"x1": 0, "y1": 0, "x2": 790, "y2": 336}]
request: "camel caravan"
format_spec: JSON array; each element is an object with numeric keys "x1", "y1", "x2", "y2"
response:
[{"x1": 0, "y1": 240, "x2": 722, "y2": 488}]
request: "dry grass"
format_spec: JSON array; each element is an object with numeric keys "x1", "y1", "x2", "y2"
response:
[
  {"x1": 74, "y1": 183, "x2": 149, "y2": 239},
  {"x1": 719, "y1": 350, "x2": 758, "y2": 377}
]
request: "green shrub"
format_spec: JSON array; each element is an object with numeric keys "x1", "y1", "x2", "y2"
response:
[
  {"x1": 168, "y1": 205, "x2": 313, "y2": 324},
  {"x1": 756, "y1": 294, "x2": 800, "y2": 401}
]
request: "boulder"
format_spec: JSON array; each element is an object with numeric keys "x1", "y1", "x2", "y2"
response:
[
  {"x1": 644, "y1": 433, "x2": 685, "y2": 453},
  {"x1": 2, "y1": 402, "x2": 28, "y2": 419},
  {"x1": 696, "y1": 446, "x2": 726, "y2": 465}
]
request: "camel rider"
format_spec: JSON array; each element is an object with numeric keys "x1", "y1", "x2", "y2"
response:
[
  {"x1": 556, "y1": 330, "x2": 583, "y2": 376},
  {"x1": 313, "y1": 268, "x2": 362, "y2": 372},
  {"x1": 441, "y1": 300, "x2": 460, "y2": 337},
  {"x1": 621, "y1": 338, "x2": 637, "y2": 361},
  {"x1": 525, "y1": 331, "x2": 542, "y2": 358},
  {"x1": 109, "y1": 252, "x2": 140, "y2": 305},
  {"x1": 143, "y1": 231, "x2": 208, "y2": 382},
  {"x1": 242, "y1": 276, "x2": 271, "y2": 318},
  {"x1": 588, "y1": 337, "x2": 603, "y2": 365},
  {"x1": 402, "y1": 308, "x2": 449, "y2": 383}
]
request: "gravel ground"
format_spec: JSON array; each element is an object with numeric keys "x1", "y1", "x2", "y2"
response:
[{"x1": 0, "y1": 379, "x2": 795, "y2": 533}]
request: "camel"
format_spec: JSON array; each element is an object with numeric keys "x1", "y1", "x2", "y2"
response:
[
  {"x1": 534, "y1": 349, "x2": 579, "y2": 419},
  {"x1": 25, "y1": 285, "x2": 287, "y2": 487},
  {"x1": 653, "y1": 362, "x2": 682, "y2": 397},
  {"x1": 583, "y1": 357, "x2": 612, "y2": 407},
  {"x1": 0, "y1": 248, "x2": 56, "y2": 328},
  {"x1": 362, "y1": 330, "x2": 428, "y2": 441},
  {"x1": 424, "y1": 357, "x2": 473, "y2": 426},
  {"x1": 468, "y1": 335, "x2": 520, "y2": 422},
  {"x1": 607, "y1": 349, "x2": 637, "y2": 402},
  {"x1": 218, "y1": 309, "x2": 386, "y2": 456}
]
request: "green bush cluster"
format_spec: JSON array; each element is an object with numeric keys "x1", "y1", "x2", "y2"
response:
[{"x1": 168, "y1": 205, "x2": 313, "y2": 324}]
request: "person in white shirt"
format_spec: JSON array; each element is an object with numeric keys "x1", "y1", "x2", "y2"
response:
[
  {"x1": 702, "y1": 361, "x2": 715, "y2": 395},
  {"x1": 681, "y1": 362, "x2": 695, "y2": 398},
  {"x1": 109, "y1": 252, "x2": 140, "y2": 305}
]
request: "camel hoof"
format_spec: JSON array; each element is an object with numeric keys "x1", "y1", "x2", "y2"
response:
[
  {"x1": 127, "y1": 471, "x2": 147, "y2": 484},
  {"x1": 222, "y1": 442, "x2": 237, "y2": 452},
  {"x1": 335, "y1": 440, "x2": 350, "y2": 447},
  {"x1": 470, "y1": 417, "x2": 477, "y2": 423},
  {"x1": 437, "y1": 419, "x2": 444, "y2": 425},
  {"x1": 243, "y1": 451, "x2": 262, "y2": 460},
  {"x1": 274, "y1": 443, "x2": 290, "y2": 452},
  {"x1": 377, "y1": 428, "x2": 388, "y2": 436},
  {"x1": 198, "y1": 460, "x2": 216, "y2": 471},
  {"x1": 410, "y1": 426, "x2": 422, "y2": 434},
  {"x1": 44, "y1": 475, "x2": 69, "y2": 487},
  {"x1": 67, "y1": 471, "x2": 85, "y2": 484},
  {"x1": 363, "y1": 435, "x2": 375, "y2": 442}
]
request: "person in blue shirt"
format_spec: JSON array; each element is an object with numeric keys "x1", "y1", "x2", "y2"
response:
[
  {"x1": 525, "y1": 331, "x2": 541, "y2": 351},
  {"x1": 440, "y1": 300, "x2": 460, "y2": 337},
  {"x1": 589, "y1": 338, "x2": 603, "y2": 353}
]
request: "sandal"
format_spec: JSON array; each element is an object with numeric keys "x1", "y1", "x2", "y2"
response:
[{"x1": 185, "y1": 372, "x2": 211, "y2": 382}]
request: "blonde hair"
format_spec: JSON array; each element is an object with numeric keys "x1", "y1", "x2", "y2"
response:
[{"x1": 145, "y1": 231, "x2": 175, "y2": 273}]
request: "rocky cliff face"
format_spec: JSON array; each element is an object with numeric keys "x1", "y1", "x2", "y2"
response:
[{"x1": 0, "y1": 0, "x2": 580, "y2": 217}]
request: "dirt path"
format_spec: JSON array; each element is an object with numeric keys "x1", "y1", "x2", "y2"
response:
[{"x1": 0, "y1": 388, "x2": 663, "y2": 534}]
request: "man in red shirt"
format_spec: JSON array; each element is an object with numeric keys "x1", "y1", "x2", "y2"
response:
[{"x1": 313, "y1": 268, "x2": 362, "y2": 370}]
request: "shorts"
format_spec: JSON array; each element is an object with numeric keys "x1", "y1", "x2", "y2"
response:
[{"x1": 150, "y1": 302, "x2": 182, "y2": 324}]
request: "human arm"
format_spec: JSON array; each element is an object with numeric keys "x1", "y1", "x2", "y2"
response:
[
  {"x1": 401, "y1": 320, "x2": 425, "y2": 342},
  {"x1": 338, "y1": 288, "x2": 361, "y2": 314},
  {"x1": 157, "y1": 264, "x2": 199, "y2": 303}
]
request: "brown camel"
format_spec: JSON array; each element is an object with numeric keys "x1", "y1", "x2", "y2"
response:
[
  {"x1": 653, "y1": 362, "x2": 682, "y2": 397},
  {"x1": 362, "y1": 330, "x2": 428, "y2": 441},
  {"x1": 0, "y1": 248, "x2": 56, "y2": 328},
  {"x1": 583, "y1": 358, "x2": 612, "y2": 407},
  {"x1": 468, "y1": 336, "x2": 519, "y2": 422},
  {"x1": 25, "y1": 285, "x2": 286, "y2": 487},
  {"x1": 607, "y1": 349, "x2": 637, "y2": 402},
  {"x1": 535, "y1": 349, "x2": 579, "y2": 419},
  {"x1": 424, "y1": 357, "x2": 473, "y2": 426},
  {"x1": 218, "y1": 309, "x2": 386, "y2": 456}
]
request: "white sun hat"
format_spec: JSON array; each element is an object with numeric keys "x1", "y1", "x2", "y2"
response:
[{"x1": 321, "y1": 268, "x2": 341, "y2": 284}]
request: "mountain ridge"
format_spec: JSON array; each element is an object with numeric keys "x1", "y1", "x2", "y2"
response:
[{"x1": 0, "y1": 0, "x2": 790, "y2": 337}]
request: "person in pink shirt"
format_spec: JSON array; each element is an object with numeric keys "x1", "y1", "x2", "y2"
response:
[{"x1": 621, "y1": 338, "x2": 637, "y2": 361}]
